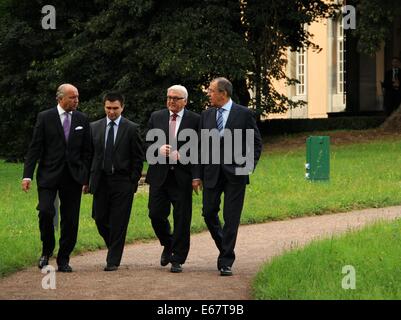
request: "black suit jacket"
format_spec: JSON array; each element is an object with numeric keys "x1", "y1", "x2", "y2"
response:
[
  {"x1": 89, "y1": 117, "x2": 144, "y2": 194},
  {"x1": 23, "y1": 107, "x2": 91, "y2": 188},
  {"x1": 199, "y1": 103, "x2": 262, "y2": 188},
  {"x1": 145, "y1": 108, "x2": 200, "y2": 187},
  {"x1": 383, "y1": 67, "x2": 401, "y2": 90}
]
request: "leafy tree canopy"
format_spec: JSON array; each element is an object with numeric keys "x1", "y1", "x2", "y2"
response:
[{"x1": 0, "y1": 0, "x2": 343, "y2": 160}]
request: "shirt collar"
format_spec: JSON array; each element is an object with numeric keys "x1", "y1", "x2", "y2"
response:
[
  {"x1": 219, "y1": 99, "x2": 233, "y2": 112},
  {"x1": 107, "y1": 115, "x2": 122, "y2": 126},
  {"x1": 57, "y1": 104, "x2": 72, "y2": 116},
  {"x1": 169, "y1": 108, "x2": 185, "y2": 118}
]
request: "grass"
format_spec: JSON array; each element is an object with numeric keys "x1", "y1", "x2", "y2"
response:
[
  {"x1": 252, "y1": 219, "x2": 401, "y2": 300},
  {"x1": 1, "y1": 134, "x2": 401, "y2": 277},
  {"x1": 244, "y1": 139, "x2": 401, "y2": 222}
]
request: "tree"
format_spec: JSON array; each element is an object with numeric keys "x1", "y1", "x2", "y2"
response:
[
  {"x1": 350, "y1": 0, "x2": 401, "y2": 56},
  {"x1": 242, "y1": 0, "x2": 338, "y2": 116},
  {"x1": 0, "y1": 0, "x2": 338, "y2": 160},
  {"x1": 32, "y1": 0, "x2": 338, "y2": 117},
  {"x1": 0, "y1": 0, "x2": 103, "y2": 160},
  {"x1": 31, "y1": 0, "x2": 252, "y2": 122}
]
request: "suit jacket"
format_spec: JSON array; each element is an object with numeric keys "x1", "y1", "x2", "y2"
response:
[
  {"x1": 145, "y1": 108, "x2": 200, "y2": 187},
  {"x1": 383, "y1": 67, "x2": 401, "y2": 91},
  {"x1": 199, "y1": 102, "x2": 262, "y2": 188},
  {"x1": 89, "y1": 116, "x2": 144, "y2": 194},
  {"x1": 23, "y1": 107, "x2": 91, "y2": 188}
]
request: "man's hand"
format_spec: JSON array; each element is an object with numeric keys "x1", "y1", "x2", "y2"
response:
[
  {"x1": 192, "y1": 179, "x2": 202, "y2": 195},
  {"x1": 170, "y1": 150, "x2": 180, "y2": 161},
  {"x1": 160, "y1": 145, "x2": 180, "y2": 161},
  {"x1": 21, "y1": 180, "x2": 31, "y2": 193},
  {"x1": 82, "y1": 185, "x2": 89, "y2": 194},
  {"x1": 160, "y1": 144, "x2": 172, "y2": 157}
]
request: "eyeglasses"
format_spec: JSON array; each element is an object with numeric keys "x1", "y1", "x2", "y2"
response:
[
  {"x1": 207, "y1": 88, "x2": 223, "y2": 94},
  {"x1": 167, "y1": 96, "x2": 185, "y2": 102}
]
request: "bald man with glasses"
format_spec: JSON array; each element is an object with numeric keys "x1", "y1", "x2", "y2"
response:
[{"x1": 145, "y1": 85, "x2": 201, "y2": 273}]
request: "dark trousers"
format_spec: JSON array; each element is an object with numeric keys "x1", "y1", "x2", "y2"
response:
[
  {"x1": 92, "y1": 173, "x2": 134, "y2": 266},
  {"x1": 384, "y1": 89, "x2": 401, "y2": 115},
  {"x1": 148, "y1": 170, "x2": 192, "y2": 264},
  {"x1": 37, "y1": 166, "x2": 82, "y2": 266},
  {"x1": 202, "y1": 170, "x2": 246, "y2": 269}
]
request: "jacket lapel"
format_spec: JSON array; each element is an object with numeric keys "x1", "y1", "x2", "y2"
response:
[
  {"x1": 163, "y1": 109, "x2": 171, "y2": 140},
  {"x1": 224, "y1": 103, "x2": 239, "y2": 130},
  {"x1": 53, "y1": 107, "x2": 67, "y2": 144},
  {"x1": 113, "y1": 117, "x2": 125, "y2": 151},
  {"x1": 212, "y1": 107, "x2": 218, "y2": 129},
  {"x1": 69, "y1": 111, "x2": 79, "y2": 143},
  {"x1": 177, "y1": 109, "x2": 188, "y2": 136},
  {"x1": 99, "y1": 118, "x2": 107, "y2": 149}
]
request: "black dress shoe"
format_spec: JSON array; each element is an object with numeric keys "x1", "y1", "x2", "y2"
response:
[
  {"x1": 160, "y1": 246, "x2": 172, "y2": 267},
  {"x1": 104, "y1": 265, "x2": 118, "y2": 272},
  {"x1": 38, "y1": 255, "x2": 50, "y2": 269},
  {"x1": 170, "y1": 262, "x2": 183, "y2": 273},
  {"x1": 220, "y1": 266, "x2": 233, "y2": 276},
  {"x1": 57, "y1": 264, "x2": 73, "y2": 273}
]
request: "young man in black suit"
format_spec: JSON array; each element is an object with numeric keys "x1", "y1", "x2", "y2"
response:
[
  {"x1": 146, "y1": 85, "x2": 201, "y2": 273},
  {"x1": 22, "y1": 83, "x2": 91, "y2": 272},
  {"x1": 199, "y1": 77, "x2": 262, "y2": 276},
  {"x1": 383, "y1": 57, "x2": 401, "y2": 116},
  {"x1": 87, "y1": 92, "x2": 144, "y2": 271}
]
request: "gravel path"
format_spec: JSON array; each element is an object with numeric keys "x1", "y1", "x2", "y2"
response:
[{"x1": 1, "y1": 206, "x2": 400, "y2": 300}]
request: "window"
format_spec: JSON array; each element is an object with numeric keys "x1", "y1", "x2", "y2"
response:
[
  {"x1": 296, "y1": 48, "x2": 306, "y2": 96},
  {"x1": 337, "y1": 18, "x2": 346, "y2": 104}
]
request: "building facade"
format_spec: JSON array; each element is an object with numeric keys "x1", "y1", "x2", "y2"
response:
[{"x1": 268, "y1": 2, "x2": 401, "y2": 119}]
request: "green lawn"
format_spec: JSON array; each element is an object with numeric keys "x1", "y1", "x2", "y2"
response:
[
  {"x1": 1, "y1": 136, "x2": 401, "y2": 277},
  {"x1": 244, "y1": 138, "x2": 401, "y2": 221},
  {"x1": 252, "y1": 219, "x2": 401, "y2": 299}
]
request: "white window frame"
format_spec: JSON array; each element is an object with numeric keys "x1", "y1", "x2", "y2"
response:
[
  {"x1": 296, "y1": 48, "x2": 307, "y2": 96},
  {"x1": 337, "y1": 18, "x2": 346, "y2": 104}
]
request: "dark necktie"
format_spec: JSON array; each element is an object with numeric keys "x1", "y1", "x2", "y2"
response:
[{"x1": 104, "y1": 121, "x2": 115, "y2": 174}]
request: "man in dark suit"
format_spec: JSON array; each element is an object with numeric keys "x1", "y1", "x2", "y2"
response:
[
  {"x1": 146, "y1": 85, "x2": 201, "y2": 273},
  {"x1": 199, "y1": 77, "x2": 262, "y2": 276},
  {"x1": 22, "y1": 83, "x2": 91, "y2": 272},
  {"x1": 87, "y1": 92, "x2": 144, "y2": 271},
  {"x1": 383, "y1": 57, "x2": 401, "y2": 116}
]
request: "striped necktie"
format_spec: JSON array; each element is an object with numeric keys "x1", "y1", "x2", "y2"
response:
[{"x1": 216, "y1": 108, "x2": 224, "y2": 132}]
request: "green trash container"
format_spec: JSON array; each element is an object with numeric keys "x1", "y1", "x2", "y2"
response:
[{"x1": 305, "y1": 136, "x2": 330, "y2": 181}]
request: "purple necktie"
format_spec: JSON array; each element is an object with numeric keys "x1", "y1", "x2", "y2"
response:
[{"x1": 63, "y1": 112, "x2": 71, "y2": 141}]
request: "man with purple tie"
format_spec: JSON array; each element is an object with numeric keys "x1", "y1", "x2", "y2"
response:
[{"x1": 22, "y1": 84, "x2": 91, "y2": 272}]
